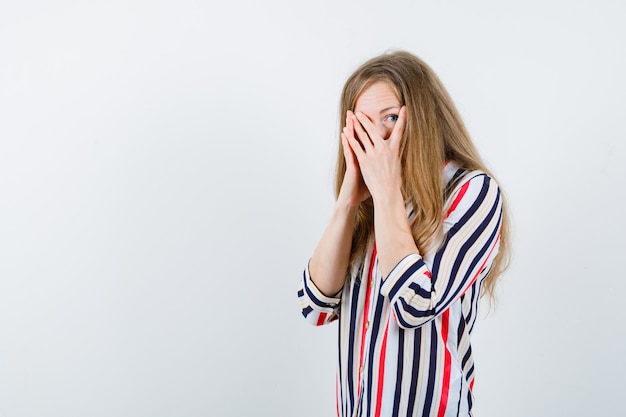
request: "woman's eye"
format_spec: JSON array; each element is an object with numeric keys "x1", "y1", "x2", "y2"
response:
[{"x1": 385, "y1": 114, "x2": 399, "y2": 123}]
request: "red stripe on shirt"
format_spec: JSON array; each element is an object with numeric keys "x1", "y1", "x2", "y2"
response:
[
  {"x1": 316, "y1": 312, "x2": 327, "y2": 326},
  {"x1": 374, "y1": 316, "x2": 390, "y2": 417},
  {"x1": 357, "y1": 245, "x2": 378, "y2": 393},
  {"x1": 446, "y1": 181, "x2": 470, "y2": 218},
  {"x1": 437, "y1": 309, "x2": 452, "y2": 417}
]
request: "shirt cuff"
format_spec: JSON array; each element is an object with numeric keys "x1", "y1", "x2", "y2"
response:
[
  {"x1": 380, "y1": 253, "x2": 432, "y2": 304},
  {"x1": 303, "y1": 261, "x2": 342, "y2": 310}
]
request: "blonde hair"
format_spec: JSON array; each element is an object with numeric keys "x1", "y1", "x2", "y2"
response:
[{"x1": 335, "y1": 51, "x2": 510, "y2": 300}]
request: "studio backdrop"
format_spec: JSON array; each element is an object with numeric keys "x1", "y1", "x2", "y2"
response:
[{"x1": 0, "y1": 1, "x2": 624, "y2": 416}]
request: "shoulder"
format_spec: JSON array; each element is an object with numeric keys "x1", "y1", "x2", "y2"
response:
[
  {"x1": 443, "y1": 162, "x2": 501, "y2": 219},
  {"x1": 444, "y1": 160, "x2": 499, "y2": 194}
]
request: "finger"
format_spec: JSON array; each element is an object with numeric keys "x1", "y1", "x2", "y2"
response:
[
  {"x1": 341, "y1": 132, "x2": 356, "y2": 166},
  {"x1": 351, "y1": 114, "x2": 374, "y2": 152},
  {"x1": 346, "y1": 111, "x2": 355, "y2": 139},
  {"x1": 389, "y1": 106, "x2": 407, "y2": 148},
  {"x1": 342, "y1": 111, "x2": 354, "y2": 139},
  {"x1": 342, "y1": 128, "x2": 361, "y2": 156},
  {"x1": 354, "y1": 112, "x2": 382, "y2": 146},
  {"x1": 346, "y1": 131, "x2": 366, "y2": 161},
  {"x1": 343, "y1": 125, "x2": 356, "y2": 150},
  {"x1": 341, "y1": 131, "x2": 349, "y2": 154}
]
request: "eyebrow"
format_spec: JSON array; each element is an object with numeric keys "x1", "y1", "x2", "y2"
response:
[
  {"x1": 354, "y1": 105, "x2": 401, "y2": 114},
  {"x1": 379, "y1": 106, "x2": 401, "y2": 114}
]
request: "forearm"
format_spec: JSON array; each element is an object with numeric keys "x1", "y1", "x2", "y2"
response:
[
  {"x1": 373, "y1": 189, "x2": 419, "y2": 278},
  {"x1": 309, "y1": 200, "x2": 358, "y2": 297}
]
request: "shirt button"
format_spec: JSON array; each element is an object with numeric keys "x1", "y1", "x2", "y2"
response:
[
  {"x1": 365, "y1": 321, "x2": 370, "y2": 329},
  {"x1": 360, "y1": 365, "x2": 365, "y2": 373}
]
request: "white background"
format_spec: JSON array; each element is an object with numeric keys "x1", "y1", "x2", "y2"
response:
[{"x1": 1, "y1": 0, "x2": 624, "y2": 416}]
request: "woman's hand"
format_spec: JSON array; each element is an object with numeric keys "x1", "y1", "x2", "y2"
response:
[
  {"x1": 345, "y1": 107, "x2": 407, "y2": 203},
  {"x1": 308, "y1": 111, "x2": 372, "y2": 297},
  {"x1": 337, "y1": 111, "x2": 371, "y2": 207}
]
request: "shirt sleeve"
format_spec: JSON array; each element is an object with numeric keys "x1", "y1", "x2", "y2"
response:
[
  {"x1": 297, "y1": 262, "x2": 342, "y2": 326},
  {"x1": 380, "y1": 173, "x2": 503, "y2": 329}
]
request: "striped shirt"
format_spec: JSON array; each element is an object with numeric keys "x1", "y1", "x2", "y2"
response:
[{"x1": 297, "y1": 161, "x2": 503, "y2": 417}]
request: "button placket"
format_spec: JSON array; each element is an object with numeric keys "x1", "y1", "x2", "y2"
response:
[{"x1": 355, "y1": 245, "x2": 378, "y2": 407}]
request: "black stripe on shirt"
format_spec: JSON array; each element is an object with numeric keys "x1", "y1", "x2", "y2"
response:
[
  {"x1": 392, "y1": 328, "x2": 405, "y2": 417},
  {"x1": 346, "y1": 277, "x2": 362, "y2": 412},
  {"x1": 406, "y1": 328, "x2": 422, "y2": 417},
  {"x1": 422, "y1": 322, "x2": 438, "y2": 417}
]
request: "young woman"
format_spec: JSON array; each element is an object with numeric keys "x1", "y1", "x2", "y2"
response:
[{"x1": 297, "y1": 51, "x2": 510, "y2": 417}]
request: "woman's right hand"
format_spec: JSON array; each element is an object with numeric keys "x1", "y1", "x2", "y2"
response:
[
  {"x1": 338, "y1": 110, "x2": 371, "y2": 207},
  {"x1": 308, "y1": 111, "x2": 365, "y2": 296}
]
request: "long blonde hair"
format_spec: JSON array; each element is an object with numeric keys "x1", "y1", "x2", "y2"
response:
[{"x1": 335, "y1": 51, "x2": 510, "y2": 300}]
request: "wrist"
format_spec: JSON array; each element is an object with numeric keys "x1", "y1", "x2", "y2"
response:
[
  {"x1": 371, "y1": 186, "x2": 404, "y2": 207},
  {"x1": 334, "y1": 198, "x2": 360, "y2": 217}
]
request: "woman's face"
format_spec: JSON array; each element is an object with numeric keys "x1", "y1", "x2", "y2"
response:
[{"x1": 353, "y1": 81, "x2": 402, "y2": 140}]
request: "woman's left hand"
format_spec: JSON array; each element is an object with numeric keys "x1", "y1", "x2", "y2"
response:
[{"x1": 345, "y1": 106, "x2": 407, "y2": 202}]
